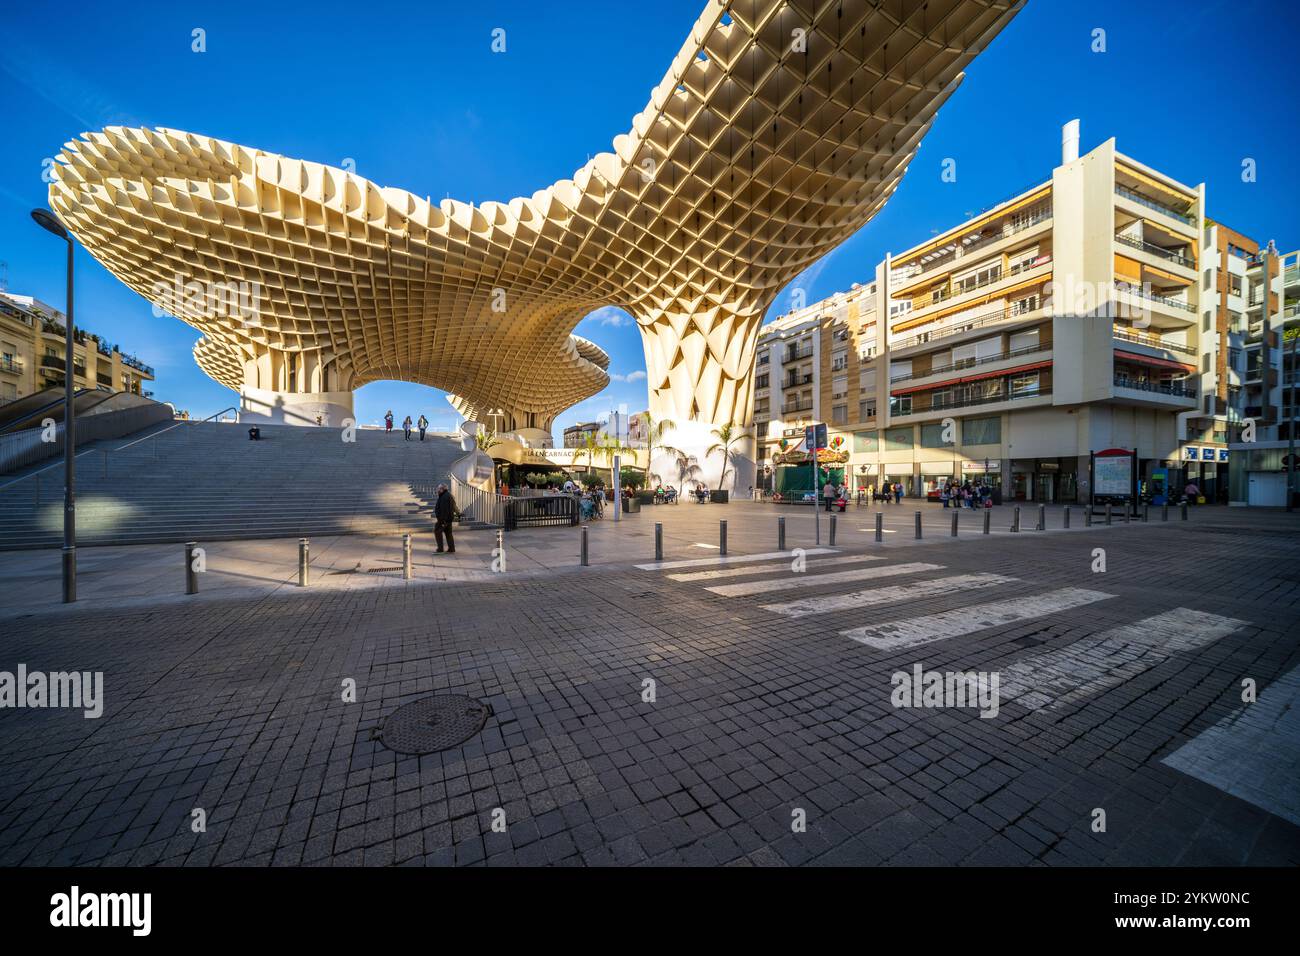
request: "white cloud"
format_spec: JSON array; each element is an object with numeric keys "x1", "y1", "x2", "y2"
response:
[
  {"x1": 581, "y1": 306, "x2": 632, "y2": 328},
  {"x1": 608, "y1": 369, "x2": 646, "y2": 383}
]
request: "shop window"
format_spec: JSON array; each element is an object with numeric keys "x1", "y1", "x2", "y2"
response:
[
  {"x1": 962, "y1": 416, "x2": 1001, "y2": 445},
  {"x1": 884, "y1": 426, "x2": 913, "y2": 449},
  {"x1": 853, "y1": 431, "x2": 878, "y2": 453},
  {"x1": 920, "y1": 423, "x2": 952, "y2": 447}
]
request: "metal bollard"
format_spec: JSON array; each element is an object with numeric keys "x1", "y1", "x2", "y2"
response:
[
  {"x1": 581, "y1": 525, "x2": 589, "y2": 566},
  {"x1": 1085, "y1": 507, "x2": 1093, "y2": 527},
  {"x1": 1124, "y1": 504, "x2": 1131, "y2": 524},
  {"x1": 983, "y1": 509, "x2": 991, "y2": 535},
  {"x1": 914, "y1": 511, "x2": 922, "y2": 540},
  {"x1": 778, "y1": 516, "x2": 786, "y2": 550},
  {"x1": 185, "y1": 541, "x2": 199, "y2": 595},
  {"x1": 655, "y1": 522, "x2": 663, "y2": 562},
  {"x1": 829, "y1": 514, "x2": 836, "y2": 546},
  {"x1": 1105, "y1": 503, "x2": 1112, "y2": 525},
  {"x1": 875, "y1": 511, "x2": 883, "y2": 543},
  {"x1": 1143, "y1": 504, "x2": 1149, "y2": 523},
  {"x1": 299, "y1": 538, "x2": 310, "y2": 587},
  {"x1": 403, "y1": 534, "x2": 413, "y2": 580},
  {"x1": 1162, "y1": 503, "x2": 1168, "y2": 522},
  {"x1": 950, "y1": 510, "x2": 958, "y2": 537},
  {"x1": 1036, "y1": 504, "x2": 1045, "y2": 531},
  {"x1": 720, "y1": 520, "x2": 728, "y2": 556},
  {"x1": 1064, "y1": 506, "x2": 1071, "y2": 529},
  {"x1": 1011, "y1": 507, "x2": 1020, "y2": 533},
  {"x1": 1181, "y1": 503, "x2": 1188, "y2": 521}
]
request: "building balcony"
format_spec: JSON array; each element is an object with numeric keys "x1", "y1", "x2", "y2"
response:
[
  {"x1": 1112, "y1": 373, "x2": 1197, "y2": 408},
  {"x1": 1114, "y1": 184, "x2": 1196, "y2": 229},
  {"x1": 890, "y1": 345, "x2": 1052, "y2": 387},
  {"x1": 783, "y1": 347, "x2": 813, "y2": 363},
  {"x1": 39, "y1": 354, "x2": 65, "y2": 371},
  {"x1": 782, "y1": 373, "x2": 814, "y2": 389},
  {"x1": 889, "y1": 386, "x2": 1053, "y2": 422},
  {"x1": 0, "y1": 356, "x2": 22, "y2": 375},
  {"x1": 893, "y1": 207, "x2": 1052, "y2": 293},
  {"x1": 1113, "y1": 281, "x2": 1195, "y2": 324},
  {"x1": 1113, "y1": 232, "x2": 1195, "y2": 273},
  {"x1": 1111, "y1": 325, "x2": 1195, "y2": 356},
  {"x1": 891, "y1": 302, "x2": 1047, "y2": 354},
  {"x1": 781, "y1": 401, "x2": 814, "y2": 416},
  {"x1": 917, "y1": 256, "x2": 1052, "y2": 313}
]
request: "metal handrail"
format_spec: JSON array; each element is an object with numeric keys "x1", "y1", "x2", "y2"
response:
[
  {"x1": 1112, "y1": 326, "x2": 1196, "y2": 356},
  {"x1": 889, "y1": 344, "x2": 1048, "y2": 384},
  {"x1": 1115, "y1": 184, "x2": 1195, "y2": 226},
  {"x1": 1113, "y1": 232, "x2": 1194, "y2": 268},
  {"x1": 115, "y1": 406, "x2": 238, "y2": 451},
  {"x1": 450, "y1": 475, "x2": 506, "y2": 527},
  {"x1": 1113, "y1": 281, "x2": 1195, "y2": 313},
  {"x1": 893, "y1": 301, "x2": 1043, "y2": 351},
  {"x1": 901, "y1": 208, "x2": 1052, "y2": 283}
]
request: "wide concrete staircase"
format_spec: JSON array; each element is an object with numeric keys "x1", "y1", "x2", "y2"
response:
[{"x1": 0, "y1": 421, "x2": 463, "y2": 550}]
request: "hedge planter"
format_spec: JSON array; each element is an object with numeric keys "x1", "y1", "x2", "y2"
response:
[{"x1": 710, "y1": 490, "x2": 729, "y2": 504}]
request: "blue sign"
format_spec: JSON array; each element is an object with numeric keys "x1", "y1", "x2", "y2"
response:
[
  {"x1": 805, "y1": 423, "x2": 827, "y2": 452},
  {"x1": 1182, "y1": 446, "x2": 1199, "y2": 461},
  {"x1": 1218, "y1": 448, "x2": 1229, "y2": 462},
  {"x1": 1201, "y1": 447, "x2": 1215, "y2": 460}
]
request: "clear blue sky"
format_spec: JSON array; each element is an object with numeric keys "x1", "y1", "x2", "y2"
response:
[{"x1": 2, "y1": 0, "x2": 1297, "y2": 437}]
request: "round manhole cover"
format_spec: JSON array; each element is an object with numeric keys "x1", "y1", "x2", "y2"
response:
[{"x1": 378, "y1": 695, "x2": 492, "y2": 754}]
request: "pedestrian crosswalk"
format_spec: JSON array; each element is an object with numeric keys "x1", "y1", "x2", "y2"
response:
[
  {"x1": 634, "y1": 548, "x2": 1247, "y2": 715},
  {"x1": 839, "y1": 588, "x2": 1115, "y2": 650},
  {"x1": 667, "y1": 553, "x2": 883, "y2": 583}
]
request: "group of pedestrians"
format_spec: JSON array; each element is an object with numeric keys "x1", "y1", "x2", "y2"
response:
[
  {"x1": 383, "y1": 410, "x2": 430, "y2": 441},
  {"x1": 864, "y1": 482, "x2": 905, "y2": 504},
  {"x1": 938, "y1": 479, "x2": 993, "y2": 509}
]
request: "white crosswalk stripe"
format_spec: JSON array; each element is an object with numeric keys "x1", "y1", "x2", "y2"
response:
[
  {"x1": 634, "y1": 548, "x2": 836, "y2": 571},
  {"x1": 841, "y1": 587, "x2": 1115, "y2": 650},
  {"x1": 762, "y1": 573, "x2": 1017, "y2": 618},
  {"x1": 668, "y1": 554, "x2": 885, "y2": 582},
  {"x1": 1161, "y1": 664, "x2": 1300, "y2": 828},
  {"x1": 705, "y1": 562, "x2": 942, "y2": 598},
  {"x1": 998, "y1": 607, "x2": 1246, "y2": 712}
]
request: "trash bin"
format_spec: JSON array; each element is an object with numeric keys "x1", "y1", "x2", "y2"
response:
[
  {"x1": 710, "y1": 490, "x2": 729, "y2": 504},
  {"x1": 622, "y1": 496, "x2": 641, "y2": 514}
]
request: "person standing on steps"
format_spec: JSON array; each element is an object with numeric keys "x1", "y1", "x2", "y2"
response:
[
  {"x1": 434, "y1": 483, "x2": 456, "y2": 553},
  {"x1": 417, "y1": 414, "x2": 428, "y2": 441},
  {"x1": 384, "y1": 410, "x2": 394, "y2": 434},
  {"x1": 402, "y1": 415, "x2": 413, "y2": 440}
]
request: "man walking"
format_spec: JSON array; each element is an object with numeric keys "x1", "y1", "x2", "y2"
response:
[
  {"x1": 417, "y1": 414, "x2": 428, "y2": 441},
  {"x1": 434, "y1": 483, "x2": 456, "y2": 553}
]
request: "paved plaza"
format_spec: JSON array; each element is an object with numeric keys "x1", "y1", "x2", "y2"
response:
[{"x1": 0, "y1": 502, "x2": 1297, "y2": 867}]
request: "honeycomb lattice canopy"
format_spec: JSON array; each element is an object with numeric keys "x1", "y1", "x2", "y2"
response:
[{"x1": 49, "y1": 0, "x2": 1022, "y2": 433}]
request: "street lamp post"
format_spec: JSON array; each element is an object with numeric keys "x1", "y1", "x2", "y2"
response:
[{"x1": 31, "y1": 208, "x2": 76, "y2": 602}]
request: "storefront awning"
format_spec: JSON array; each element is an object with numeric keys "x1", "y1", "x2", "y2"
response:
[{"x1": 1114, "y1": 349, "x2": 1196, "y2": 373}]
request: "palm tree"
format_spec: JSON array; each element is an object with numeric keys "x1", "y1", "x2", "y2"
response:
[
  {"x1": 577, "y1": 431, "x2": 599, "y2": 477},
  {"x1": 475, "y1": 427, "x2": 501, "y2": 453},
  {"x1": 706, "y1": 422, "x2": 746, "y2": 491},
  {"x1": 642, "y1": 413, "x2": 684, "y2": 486}
]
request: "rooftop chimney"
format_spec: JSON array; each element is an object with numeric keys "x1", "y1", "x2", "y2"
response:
[{"x1": 1062, "y1": 119, "x2": 1080, "y2": 164}]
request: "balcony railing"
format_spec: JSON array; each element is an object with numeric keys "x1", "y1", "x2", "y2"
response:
[
  {"x1": 893, "y1": 302, "x2": 1043, "y2": 351},
  {"x1": 0, "y1": 356, "x2": 22, "y2": 375},
  {"x1": 1115, "y1": 184, "x2": 1195, "y2": 226},
  {"x1": 1114, "y1": 281, "x2": 1194, "y2": 313},
  {"x1": 783, "y1": 347, "x2": 813, "y2": 362},
  {"x1": 40, "y1": 354, "x2": 65, "y2": 371},
  {"x1": 889, "y1": 344, "x2": 1048, "y2": 384},
  {"x1": 1112, "y1": 326, "x2": 1196, "y2": 355},
  {"x1": 926, "y1": 256, "x2": 1051, "y2": 307},
  {"x1": 893, "y1": 386, "x2": 1052, "y2": 415},
  {"x1": 783, "y1": 373, "x2": 814, "y2": 388},
  {"x1": 902, "y1": 208, "x2": 1052, "y2": 282},
  {"x1": 1113, "y1": 232, "x2": 1194, "y2": 269},
  {"x1": 781, "y1": 402, "x2": 813, "y2": 415},
  {"x1": 1113, "y1": 374, "x2": 1196, "y2": 398},
  {"x1": 122, "y1": 354, "x2": 154, "y2": 376}
]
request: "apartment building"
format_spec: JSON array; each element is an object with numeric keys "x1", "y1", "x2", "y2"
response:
[
  {"x1": 1225, "y1": 244, "x2": 1300, "y2": 505},
  {"x1": 754, "y1": 122, "x2": 1257, "y2": 504},
  {"x1": 0, "y1": 292, "x2": 155, "y2": 405}
]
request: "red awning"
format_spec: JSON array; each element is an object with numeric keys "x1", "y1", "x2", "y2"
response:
[
  {"x1": 890, "y1": 360, "x2": 1053, "y2": 396},
  {"x1": 959, "y1": 360, "x2": 1052, "y2": 384},
  {"x1": 1114, "y1": 349, "x2": 1196, "y2": 373}
]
